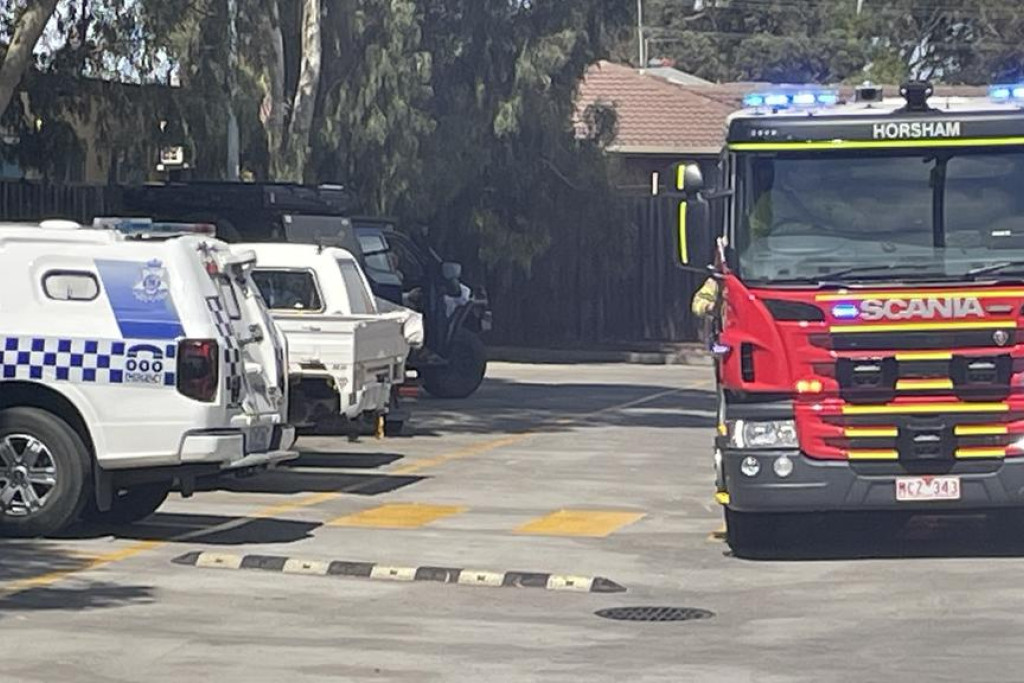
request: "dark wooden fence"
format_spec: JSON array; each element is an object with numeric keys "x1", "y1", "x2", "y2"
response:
[
  {"x1": 0, "y1": 179, "x2": 702, "y2": 346},
  {"x1": 0, "y1": 180, "x2": 119, "y2": 223},
  {"x1": 484, "y1": 193, "x2": 702, "y2": 346}
]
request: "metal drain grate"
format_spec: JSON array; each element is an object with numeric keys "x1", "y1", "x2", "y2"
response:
[{"x1": 595, "y1": 606, "x2": 714, "y2": 622}]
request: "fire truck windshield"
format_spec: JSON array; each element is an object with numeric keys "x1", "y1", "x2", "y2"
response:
[{"x1": 735, "y1": 147, "x2": 1024, "y2": 285}]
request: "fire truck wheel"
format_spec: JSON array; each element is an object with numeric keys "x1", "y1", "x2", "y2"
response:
[
  {"x1": 422, "y1": 329, "x2": 487, "y2": 399},
  {"x1": 0, "y1": 407, "x2": 91, "y2": 538},
  {"x1": 83, "y1": 482, "x2": 172, "y2": 526}
]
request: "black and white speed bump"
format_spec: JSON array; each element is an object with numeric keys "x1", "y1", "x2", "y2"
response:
[{"x1": 172, "y1": 551, "x2": 626, "y2": 593}]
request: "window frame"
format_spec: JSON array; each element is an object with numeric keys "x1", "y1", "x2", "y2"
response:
[
  {"x1": 41, "y1": 270, "x2": 101, "y2": 302},
  {"x1": 250, "y1": 267, "x2": 327, "y2": 313}
]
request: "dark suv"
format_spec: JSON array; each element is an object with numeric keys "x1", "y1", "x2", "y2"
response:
[{"x1": 354, "y1": 218, "x2": 491, "y2": 399}]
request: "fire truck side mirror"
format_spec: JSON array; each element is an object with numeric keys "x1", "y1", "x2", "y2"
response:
[
  {"x1": 676, "y1": 196, "x2": 712, "y2": 268},
  {"x1": 653, "y1": 162, "x2": 704, "y2": 198}
]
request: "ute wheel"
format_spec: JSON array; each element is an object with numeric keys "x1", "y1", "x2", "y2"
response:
[
  {"x1": 84, "y1": 481, "x2": 172, "y2": 526},
  {"x1": 0, "y1": 407, "x2": 91, "y2": 538},
  {"x1": 422, "y1": 329, "x2": 487, "y2": 399}
]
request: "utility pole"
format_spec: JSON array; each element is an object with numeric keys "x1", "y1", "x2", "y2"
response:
[
  {"x1": 225, "y1": 0, "x2": 240, "y2": 180},
  {"x1": 857, "y1": 0, "x2": 864, "y2": 14},
  {"x1": 637, "y1": 0, "x2": 646, "y2": 68}
]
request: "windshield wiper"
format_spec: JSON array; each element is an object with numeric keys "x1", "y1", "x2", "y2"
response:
[
  {"x1": 819, "y1": 263, "x2": 937, "y2": 279},
  {"x1": 965, "y1": 260, "x2": 1024, "y2": 279}
]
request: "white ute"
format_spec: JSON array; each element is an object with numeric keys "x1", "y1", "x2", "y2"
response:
[
  {"x1": 0, "y1": 219, "x2": 297, "y2": 537},
  {"x1": 237, "y1": 243, "x2": 409, "y2": 433}
]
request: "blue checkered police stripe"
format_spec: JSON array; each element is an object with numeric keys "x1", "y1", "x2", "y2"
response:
[
  {"x1": 0, "y1": 337, "x2": 176, "y2": 386},
  {"x1": 206, "y1": 297, "x2": 243, "y2": 404}
]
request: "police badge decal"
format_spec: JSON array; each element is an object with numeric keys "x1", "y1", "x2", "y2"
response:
[{"x1": 133, "y1": 259, "x2": 170, "y2": 303}]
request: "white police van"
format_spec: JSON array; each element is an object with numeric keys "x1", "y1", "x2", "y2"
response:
[{"x1": 0, "y1": 218, "x2": 297, "y2": 537}]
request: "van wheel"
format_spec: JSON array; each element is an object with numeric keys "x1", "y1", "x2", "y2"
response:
[
  {"x1": 84, "y1": 482, "x2": 172, "y2": 526},
  {"x1": 422, "y1": 329, "x2": 487, "y2": 399},
  {"x1": 0, "y1": 407, "x2": 91, "y2": 538}
]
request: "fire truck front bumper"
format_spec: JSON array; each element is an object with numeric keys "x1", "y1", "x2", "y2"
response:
[{"x1": 720, "y1": 448, "x2": 1024, "y2": 513}]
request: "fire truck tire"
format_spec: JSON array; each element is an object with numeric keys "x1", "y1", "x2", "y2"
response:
[
  {"x1": 422, "y1": 329, "x2": 487, "y2": 399},
  {"x1": 83, "y1": 482, "x2": 172, "y2": 526},
  {"x1": 0, "y1": 407, "x2": 91, "y2": 538}
]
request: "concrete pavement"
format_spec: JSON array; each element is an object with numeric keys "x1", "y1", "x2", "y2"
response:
[{"x1": 2, "y1": 363, "x2": 1024, "y2": 682}]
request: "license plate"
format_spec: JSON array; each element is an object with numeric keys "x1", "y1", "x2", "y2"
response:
[
  {"x1": 246, "y1": 426, "x2": 272, "y2": 454},
  {"x1": 895, "y1": 476, "x2": 961, "y2": 502}
]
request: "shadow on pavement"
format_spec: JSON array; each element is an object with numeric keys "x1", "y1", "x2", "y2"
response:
[
  {"x1": 197, "y1": 471, "x2": 424, "y2": 496},
  {"x1": 63, "y1": 513, "x2": 321, "y2": 545},
  {"x1": 0, "y1": 540, "x2": 90, "y2": 581},
  {"x1": 731, "y1": 512, "x2": 1024, "y2": 561},
  {"x1": 289, "y1": 451, "x2": 404, "y2": 469},
  {"x1": 0, "y1": 582, "x2": 154, "y2": 614},
  {"x1": 0, "y1": 541, "x2": 154, "y2": 618},
  {"x1": 408, "y1": 379, "x2": 715, "y2": 437}
]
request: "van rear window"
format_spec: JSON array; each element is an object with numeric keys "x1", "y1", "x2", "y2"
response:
[
  {"x1": 42, "y1": 271, "x2": 100, "y2": 301},
  {"x1": 251, "y1": 269, "x2": 324, "y2": 312}
]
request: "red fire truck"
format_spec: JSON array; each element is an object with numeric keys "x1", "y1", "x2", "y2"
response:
[{"x1": 669, "y1": 81, "x2": 1024, "y2": 554}]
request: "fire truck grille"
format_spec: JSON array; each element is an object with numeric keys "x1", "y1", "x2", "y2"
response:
[{"x1": 817, "y1": 329, "x2": 1016, "y2": 351}]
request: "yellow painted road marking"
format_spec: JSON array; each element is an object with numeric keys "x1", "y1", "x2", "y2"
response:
[
  {"x1": 515, "y1": 510, "x2": 645, "y2": 538},
  {"x1": 390, "y1": 435, "x2": 530, "y2": 476},
  {"x1": 328, "y1": 503, "x2": 466, "y2": 529},
  {"x1": 0, "y1": 540, "x2": 163, "y2": 596}
]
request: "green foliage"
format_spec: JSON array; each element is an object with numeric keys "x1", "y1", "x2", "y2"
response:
[{"x1": 639, "y1": 0, "x2": 1024, "y2": 86}]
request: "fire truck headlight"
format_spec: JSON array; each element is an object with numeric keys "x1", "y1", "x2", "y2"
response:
[
  {"x1": 740, "y1": 456, "x2": 761, "y2": 478},
  {"x1": 773, "y1": 455, "x2": 795, "y2": 478},
  {"x1": 729, "y1": 419, "x2": 798, "y2": 450}
]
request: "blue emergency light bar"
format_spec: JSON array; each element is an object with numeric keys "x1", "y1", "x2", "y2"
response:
[
  {"x1": 989, "y1": 84, "x2": 1024, "y2": 102},
  {"x1": 743, "y1": 89, "x2": 839, "y2": 110},
  {"x1": 92, "y1": 217, "x2": 217, "y2": 237}
]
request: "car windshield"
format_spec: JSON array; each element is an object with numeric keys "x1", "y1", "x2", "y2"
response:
[{"x1": 735, "y1": 148, "x2": 1024, "y2": 284}]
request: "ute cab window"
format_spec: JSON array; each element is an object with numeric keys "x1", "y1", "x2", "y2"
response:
[{"x1": 251, "y1": 269, "x2": 324, "y2": 312}]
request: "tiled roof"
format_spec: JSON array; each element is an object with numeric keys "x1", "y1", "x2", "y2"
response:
[
  {"x1": 575, "y1": 61, "x2": 738, "y2": 155},
  {"x1": 576, "y1": 62, "x2": 991, "y2": 155}
]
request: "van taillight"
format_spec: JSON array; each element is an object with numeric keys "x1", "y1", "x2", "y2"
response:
[{"x1": 177, "y1": 339, "x2": 219, "y2": 402}]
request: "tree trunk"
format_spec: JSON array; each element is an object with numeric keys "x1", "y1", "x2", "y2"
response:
[
  {"x1": 259, "y1": 0, "x2": 288, "y2": 179},
  {"x1": 0, "y1": 0, "x2": 60, "y2": 119},
  {"x1": 280, "y1": 0, "x2": 321, "y2": 182}
]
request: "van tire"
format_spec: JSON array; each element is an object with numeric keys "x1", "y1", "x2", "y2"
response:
[
  {"x1": 83, "y1": 482, "x2": 172, "y2": 526},
  {"x1": 422, "y1": 329, "x2": 487, "y2": 399},
  {"x1": 0, "y1": 407, "x2": 91, "y2": 538}
]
